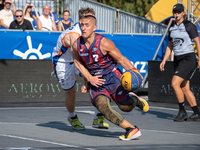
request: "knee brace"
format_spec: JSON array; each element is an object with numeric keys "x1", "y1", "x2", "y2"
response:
[{"x1": 94, "y1": 95, "x2": 125, "y2": 126}]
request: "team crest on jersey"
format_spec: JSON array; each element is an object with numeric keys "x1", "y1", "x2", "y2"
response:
[
  {"x1": 172, "y1": 38, "x2": 184, "y2": 47},
  {"x1": 92, "y1": 47, "x2": 98, "y2": 51}
]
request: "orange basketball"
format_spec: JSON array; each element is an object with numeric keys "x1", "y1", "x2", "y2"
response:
[{"x1": 121, "y1": 68, "x2": 143, "y2": 91}]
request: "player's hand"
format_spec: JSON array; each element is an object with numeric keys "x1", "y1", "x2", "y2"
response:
[
  {"x1": 160, "y1": 61, "x2": 165, "y2": 71},
  {"x1": 81, "y1": 85, "x2": 88, "y2": 93},
  {"x1": 131, "y1": 67, "x2": 143, "y2": 80},
  {"x1": 89, "y1": 75, "x2": 105, "y2": 87},
  {"x1": 81, "y1": 82, "x2": 90, "y2": 93}
]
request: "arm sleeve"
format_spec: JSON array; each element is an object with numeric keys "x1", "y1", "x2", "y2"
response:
[
  {"x1": 185, "y1": 21, "x2": 199, "y2": 39},
  {"x1": 168, "y1": 30, "x2": 172, "y2": 41}
]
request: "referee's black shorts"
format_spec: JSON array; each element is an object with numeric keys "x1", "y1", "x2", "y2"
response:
[{"x1": 174, "y1": 52, "x2": 197, "y2": 80}]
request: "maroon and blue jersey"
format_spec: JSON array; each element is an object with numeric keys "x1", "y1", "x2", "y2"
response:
[
  {"x1": 77, "y1": 34, "x2": 117, "y2": 76},
  {"x1": 77, "y1": 34, "x2": 129, "y2": 105}
]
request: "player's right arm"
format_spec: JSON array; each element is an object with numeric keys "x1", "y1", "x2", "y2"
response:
[
  {"x1": 72, "y1": 40, "x2": 105, "y2": 87},
  {"x1": 160, "y1": 41, "x2": 173, "y2": 71}
]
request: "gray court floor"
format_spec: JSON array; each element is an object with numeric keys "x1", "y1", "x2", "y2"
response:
[{"x1": 0, "y1": 99, "x2": 200, "y2": 150}]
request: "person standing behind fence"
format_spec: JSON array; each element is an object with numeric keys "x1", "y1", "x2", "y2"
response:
[
  {"x1": 23, "y1": 3, "x2": 39, "y2": 25},
  {"x1": 160, "y1": 4, "x2": 200, "y2": 122},
  {"x1": 58, "y1": 9, "x2": 73, "y2": 31},
  {"x1": 0, "y1": 0, "x2": 16, "y2": 28},
  {"x1": 9, "y1": 9, "x2": 33, "y2": 30},
  {"x1": 37, "y1": 5, "x2": 57, "y2": 31}
]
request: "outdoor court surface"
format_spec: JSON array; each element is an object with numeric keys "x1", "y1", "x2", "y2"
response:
[{"x1": 0, "y1": 96, "x2": 200, "y2": 150}]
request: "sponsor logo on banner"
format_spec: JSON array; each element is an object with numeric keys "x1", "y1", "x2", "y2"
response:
[
  {"x1": 123, "y1": 61, "x2": 147, "y2": 74},
  {"x1": 13, "y1": 36, "x2": 51, "y2": 59}
]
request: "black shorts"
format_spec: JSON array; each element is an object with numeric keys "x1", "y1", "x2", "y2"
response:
[{"x1": 174, "y1": 52, "x2": 197, "y2": 80}]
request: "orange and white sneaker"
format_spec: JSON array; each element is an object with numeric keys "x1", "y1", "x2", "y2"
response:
[
  {"x1": 119, "y1": 126, "x2": 142, "y2": 141},
  {"x1": 129, "y1": 92, "x2": 149, "y2": 112}
]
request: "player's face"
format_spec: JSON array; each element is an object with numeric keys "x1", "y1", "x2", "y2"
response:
[{"x1": 81, "y1": 18, "x2": 97, "y2": 38}]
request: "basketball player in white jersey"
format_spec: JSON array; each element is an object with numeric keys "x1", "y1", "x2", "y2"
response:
[{"x1": 52, "y1": 8, "x2": 109, "y2": 130}]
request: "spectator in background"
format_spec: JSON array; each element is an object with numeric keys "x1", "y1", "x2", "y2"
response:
[
  {"x1": 37, "y1": 5, "x2": 57, "y2": 31},
  {"x1": 58, "y1": 9, "x2": 73, "y2": 31},
  {"x1": 23, "y1": 3, "x2": 39, "y2": 25},
  {"x1": 0, "y1": 0, "x2": 16, "y2": 28},
  {"x1": 9, "y1": 9, "x2": 33, "y2": 30},
  {"x1": 0, "y1": 0, "x2": 4, "y2": 10}
]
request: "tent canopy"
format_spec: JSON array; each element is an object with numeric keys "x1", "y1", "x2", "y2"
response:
[{"x1": 145, "y1": 0, "x2": 200, "y2": 23}]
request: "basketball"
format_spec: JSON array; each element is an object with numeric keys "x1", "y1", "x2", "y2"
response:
[{"x1": 120, "y1": 68, "x2": 143, "y2": 91}]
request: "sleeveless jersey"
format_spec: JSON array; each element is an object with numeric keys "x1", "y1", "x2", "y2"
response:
[
  {"x1": 77, "y1": 34, "x2": 117, "y2": 76},
  {"x1": 168, "y1": 20, "x2": 198, "y2": 56},
  {"x1": 52, "y1": 22, "x2": 81, "y2": 64}
]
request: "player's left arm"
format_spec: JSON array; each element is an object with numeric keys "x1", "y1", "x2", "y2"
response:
[{"x1": 101, "y1": 37, "x2": 134, "y2": 70}]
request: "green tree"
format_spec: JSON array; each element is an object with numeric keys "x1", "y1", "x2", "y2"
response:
[{"x1": 94, "y1": 0, "x2": 159, "y2": 17}]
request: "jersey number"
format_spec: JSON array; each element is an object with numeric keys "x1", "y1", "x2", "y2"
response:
[{"x1": 93, "y1": 54, "x2": 98, "y2": 62}]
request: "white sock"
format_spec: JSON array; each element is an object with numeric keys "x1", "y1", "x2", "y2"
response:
[
  {"x1": 68, "y1": 112, "x2": 76, "y2": 118},
  {"x1": 94, "y1": 107, "x2": 101, "y2": 119}
]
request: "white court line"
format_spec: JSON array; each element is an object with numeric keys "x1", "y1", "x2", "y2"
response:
[
  {"x1": 0, "y1": 105, "x2": 193, "y2": 113},
  {"x1": 1, "y1": 122, "x2": 199, "y2": 138},
  {"x1": 0, "y1": 134, "x2": 97, "y2": 150},
  {"x1": 84, "y1": 126, "x2": 200, "y2": 137},
  {"x1": 141, "y1": 129, "x2": 200, "y2": 137},
  {"x1": 149, "y1": 106, "x2": 193, "y2": 112},
  {"x1": 0, "y1": 122, "x2": 37, "y2": 125}
]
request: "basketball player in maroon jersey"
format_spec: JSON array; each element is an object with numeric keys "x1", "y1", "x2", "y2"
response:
[{"x1": 72, "y1": 15, "x2": 149, "y2": 140}]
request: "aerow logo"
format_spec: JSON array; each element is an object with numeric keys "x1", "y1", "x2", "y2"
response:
[{"x1": 13, "y1": 36, "x2": 51, "y2": 59}]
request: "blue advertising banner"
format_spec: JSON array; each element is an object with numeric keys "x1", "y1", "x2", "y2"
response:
[
  {"x1": 104, "y1": 34, "x2": 168, "y2": 76},
  {"x1": 0, "y1": 30, "x2": 168, "y2": 77},
  {"x1": 0, "y1": 31, "x2": 59, "y2": 59}
]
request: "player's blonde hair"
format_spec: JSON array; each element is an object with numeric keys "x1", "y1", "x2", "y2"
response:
[{"x1": 78, "y1": 7, "x2": 95, "y2": 20}]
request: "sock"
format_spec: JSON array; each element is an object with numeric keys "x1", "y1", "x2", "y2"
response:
[
  {"x1": 191, "y1": 106, "x2": 200, "y2": 115},
  {"x1": 178, "y1": 102, "x2": 186, "y2": 112},
  {"x1": 68, "y1": 112, "x2": 76, "y2": 118},
  {"x1": 94, "y1": 107, "x2": 101, "y2": 119}
]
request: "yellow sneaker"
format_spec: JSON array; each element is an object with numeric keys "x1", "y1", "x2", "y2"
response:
[
  {"x1": 68, "y1": 115, "x2": 85, "y2": 130},
  {"x1": 92, "y1": 114, "x2": 109, "y2": 129},
  {"x1": 129, "y1": 92, "x2": 149, "y2": 112},
  {"x1": 119, "y1": 126, "x2": 142, "y2": 141}
]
